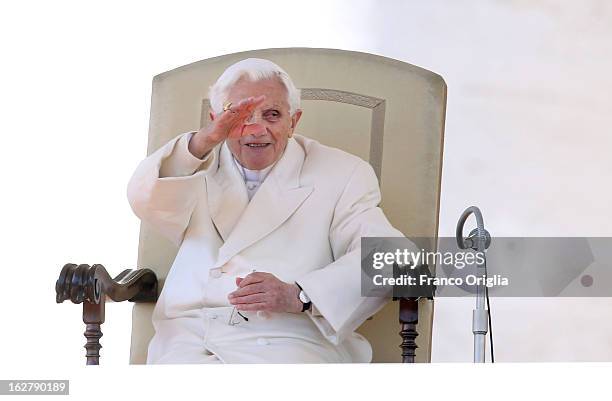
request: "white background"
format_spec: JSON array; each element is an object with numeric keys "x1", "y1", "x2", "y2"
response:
[{"x1": 1, "y1": 0, "x2": 611, "y2": 398}]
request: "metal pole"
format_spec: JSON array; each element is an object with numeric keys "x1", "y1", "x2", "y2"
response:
[{"x1": 456, "y1": 206, "x2": 491, "y2": 363}]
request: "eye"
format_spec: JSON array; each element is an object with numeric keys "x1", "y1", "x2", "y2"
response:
[{"x1": 264, "y1": 110, "x2": 281, "y2": 120}]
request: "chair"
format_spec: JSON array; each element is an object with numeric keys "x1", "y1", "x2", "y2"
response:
[{"x1": 56, "y1": 48, "x2": 447, "y2": 364}]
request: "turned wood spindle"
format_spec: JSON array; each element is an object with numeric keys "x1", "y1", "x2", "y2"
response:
[
  {"x1": 399, "y1": 297, "x2": 419, "y2": 363},
  {"x1": 83, "y1": 300, "x2": 105, "y2": 365}
]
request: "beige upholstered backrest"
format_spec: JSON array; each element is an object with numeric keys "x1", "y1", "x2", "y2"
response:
[{"x1": 130, "y1": 48, "x2": 446, "y2": 364}]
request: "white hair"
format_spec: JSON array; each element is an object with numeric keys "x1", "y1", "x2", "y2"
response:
[{"x1": 208, "y1": 58, "x2": 301, "y2": 115}]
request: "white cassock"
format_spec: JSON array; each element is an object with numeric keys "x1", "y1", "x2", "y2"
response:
[{"x1": 127, "y1": 131, "x2": 405, "y2": 364}]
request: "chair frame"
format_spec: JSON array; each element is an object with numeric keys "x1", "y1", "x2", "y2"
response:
[{"x1": 55, "y1": 263, "x2": 423, "y2": 364}]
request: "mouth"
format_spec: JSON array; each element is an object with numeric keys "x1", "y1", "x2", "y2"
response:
[{"x1": 244, "y1": 143, "x2": 272, "y2": 148}]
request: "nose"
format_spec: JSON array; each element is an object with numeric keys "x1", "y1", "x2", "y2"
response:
[
  {"x1": 242, "y1": 110, "x2": 268, "y2": 137},
  {"x1": 242, "y1": 121, "x2": 266, "y2": 137},
  {"x1": 245, "y1": 124, "x2": 266, "y2": 137}
]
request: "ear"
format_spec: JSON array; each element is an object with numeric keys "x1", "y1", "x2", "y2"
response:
[
  {"x1": 288, "y1": 109, "x2": 302, "y2": 137},
  {"x1": 209, "y1": 111, "x2": 216, "y2": 121}
]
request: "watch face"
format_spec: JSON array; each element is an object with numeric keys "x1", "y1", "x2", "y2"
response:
[{"x1": 299, "y1": 291, "x2": 310, "y2": 304}]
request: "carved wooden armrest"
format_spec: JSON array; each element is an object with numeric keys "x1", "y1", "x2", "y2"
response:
[{"x1": 55, "y1": 263, "x2": 158, "y2": 365}]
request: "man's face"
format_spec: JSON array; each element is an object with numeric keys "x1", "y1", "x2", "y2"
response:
[{"x1": 222, "y1": 77, "x2": 302, "y2": 170}]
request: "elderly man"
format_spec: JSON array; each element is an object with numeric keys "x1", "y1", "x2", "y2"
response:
[{"x1": 127, "y1": 58, "x2": 404, "y2": 363}]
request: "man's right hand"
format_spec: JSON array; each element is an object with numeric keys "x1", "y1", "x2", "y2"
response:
[{"x1": 188, "y1": 95, "x2": 266, "y2": 159}]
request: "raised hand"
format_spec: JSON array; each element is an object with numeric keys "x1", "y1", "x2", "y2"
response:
[{"x1": 188, "y1": 95, "x2": 266, "y2": 158}]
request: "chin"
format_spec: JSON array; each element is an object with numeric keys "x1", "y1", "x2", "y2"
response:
[
  {"x1": 237, "y1": 154, "x2": 269, "y2": 169},
  {"x1": 241, "y1": 150, "x2": 278, "y2": 170}
]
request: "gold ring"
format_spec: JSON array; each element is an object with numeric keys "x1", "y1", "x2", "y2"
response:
[{"x1": 223, "y1": 102, "x2": 233, "y2": 112}]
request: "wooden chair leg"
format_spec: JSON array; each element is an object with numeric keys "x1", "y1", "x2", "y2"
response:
[
  {"x1": 399, "y1": 298, "x2": 419, "y2": 363},
  {"x1": 83, "y1": 300, "x2": 105, "y2": 365}
]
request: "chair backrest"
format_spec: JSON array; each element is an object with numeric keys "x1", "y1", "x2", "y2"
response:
[{"x1": 130, "y1": 48, "x2": 446, "y2": 363}]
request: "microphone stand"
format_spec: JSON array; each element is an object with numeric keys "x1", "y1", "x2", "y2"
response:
[{"x1": 456, "y1": 206, "x2": 491, "y2": 363}]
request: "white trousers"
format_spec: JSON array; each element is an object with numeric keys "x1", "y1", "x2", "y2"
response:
[
  {"x1": 154, "y1": 346, "x2": 223, "y2": 364},
  {"x1": 146, "y1": 306, "x2": 359, "y2": 364}
]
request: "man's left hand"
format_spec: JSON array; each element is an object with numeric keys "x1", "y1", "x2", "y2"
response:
[{"x1": 227, "y1": 272, "x2": 303, "y2": 313}]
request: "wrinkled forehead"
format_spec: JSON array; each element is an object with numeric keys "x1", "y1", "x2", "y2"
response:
[{"x1": 226, "y1": 76, "x2": 290, "y2": 110}]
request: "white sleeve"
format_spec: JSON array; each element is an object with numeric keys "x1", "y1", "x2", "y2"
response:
[
  {"x1": 296, "y1": 161, "x2": 407, "y2": 345},
  {"x1": 127, "y1": 131, "x2": 217, "y2": 247}
]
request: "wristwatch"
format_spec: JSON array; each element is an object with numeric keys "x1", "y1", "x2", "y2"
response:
[{"x1": 295, "y1": 282, "x2": 312, "y2": 312}]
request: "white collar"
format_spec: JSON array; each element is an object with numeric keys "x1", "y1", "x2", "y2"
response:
[{"x1": 233, "y1": 157, "x2": 276, "y2": 183}]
